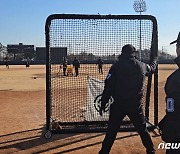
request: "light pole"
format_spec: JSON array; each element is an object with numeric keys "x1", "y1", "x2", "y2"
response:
[
  {"x1": 133, "y1": 0, "x2": 147, "y2": 59},
  {"x1": 133, "y1": 0, "x2": 147, "y2": 15}
]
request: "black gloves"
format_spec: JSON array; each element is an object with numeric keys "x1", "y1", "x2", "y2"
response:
[{"x1": 99, "y1": 104, "x2": 105, "y2": 116}]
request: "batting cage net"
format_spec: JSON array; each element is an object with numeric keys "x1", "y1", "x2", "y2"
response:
[{"x1": 45, "y1": 14, "x2": 158, "y2": 134}]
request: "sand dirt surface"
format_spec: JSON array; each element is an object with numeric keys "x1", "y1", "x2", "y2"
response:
[{"x1": 0, "y1": 64, "x2": 177, "y2": 154}]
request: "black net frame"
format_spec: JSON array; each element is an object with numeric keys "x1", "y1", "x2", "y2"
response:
[{"x1": 45, "y1": 14, "x2": 158, "y2": 133}]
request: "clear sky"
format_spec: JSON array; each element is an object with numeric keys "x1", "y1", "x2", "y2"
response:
[{"x1": 0, "y1": 0, "x2": 179, "y2": 55}]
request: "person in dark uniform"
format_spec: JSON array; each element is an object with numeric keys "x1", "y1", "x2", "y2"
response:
[
  {"x1": 99, "y1": 44, "x2": 157, "y2": 154},
  {"x1": 62, "y1": 57, "x2": 68, "y2": 76},
  {"x1": 97, "y1": 57, "x2": 104, "y2": 74},
  {"x1": 73, "y1": 57, "x2": 80, "y2": 77},
  {"x1": 5, "y1": 60, "x2": 9, "y2": 69},
  {"x1": 26, "y1": 60, "x2": 30, "y2": 68},
  {"x1": 159, "y1": 32, "x2": 180, "y2": 154}
]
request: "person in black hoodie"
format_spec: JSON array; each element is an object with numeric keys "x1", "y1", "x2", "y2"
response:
[
  {"x1": 62, "y1": 57, "x2": 68, "y2": 76},
  {"x1": 97, "y1": 57, "x2": 104, "y2": 74},
  {"x1": 159, "y1": 32, "x2": 180, "y2": 154},
  {"x1": 99, "y1": 44, "x2": 157, "y2": 154},
  {"x1": 73, "y1": 57, "x2": 80, "y2": 77}
]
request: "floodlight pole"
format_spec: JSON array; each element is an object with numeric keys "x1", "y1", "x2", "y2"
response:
[{"x1": 133, "y1": 0, "x2": 147, "y2": 59}]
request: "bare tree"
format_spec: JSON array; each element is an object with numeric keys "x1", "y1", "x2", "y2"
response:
[{"x1": 0, "y1": 43, "x2": 7, "y2": 61}]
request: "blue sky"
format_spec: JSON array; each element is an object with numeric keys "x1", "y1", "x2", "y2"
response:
[{"x1": 0, "y1": 0, "x2": 179, "y2": 55}]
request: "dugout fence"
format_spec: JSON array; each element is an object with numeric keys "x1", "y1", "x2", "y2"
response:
[{"x1": 45, "y1": 14, "x2": 158, "y2": 137}]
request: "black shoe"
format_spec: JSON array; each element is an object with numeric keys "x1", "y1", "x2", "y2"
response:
[
  {"x1": 99, "y1": 150, "x2": 109, "y2": 154},
  {"x1": 146, "y1": 150, "x2": 156, "y2": 154}
]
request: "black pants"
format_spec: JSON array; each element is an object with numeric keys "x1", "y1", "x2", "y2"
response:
[
  {"x1": 99, "y1": 102, "x2": 155, "y2": 154},
  {"x1": 75, "y1": 67, "x2": 79, "y2": 76},
  {"x1": 98, "y1": 66, "x2": 103, "y2": 74},
  {"x1": 63, "y1": 68, "x2": 66, "y2": 76}
]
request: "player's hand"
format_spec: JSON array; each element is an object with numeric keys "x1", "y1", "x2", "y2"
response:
[
  {"x1": 99, "y1": 108, "x2": 103, "y2": 116},
  {"x1": 99, "y1": 106, "x2": 105, "y2": 116}
]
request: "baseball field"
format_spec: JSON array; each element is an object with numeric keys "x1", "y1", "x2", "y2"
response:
[{"x1": 0, "y1": 64, "x2": 178, "y2": 154}]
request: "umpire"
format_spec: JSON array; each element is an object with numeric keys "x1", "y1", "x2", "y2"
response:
[
  {"x1": 160, "y1": 32, "x2": 180, "y2": 154},
  {"x1": 99, "y1": 44, "x2": 157, "y2": 154}
]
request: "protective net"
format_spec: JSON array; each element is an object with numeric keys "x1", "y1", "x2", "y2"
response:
[{"x1": 46, "y1": 14, "x2": 158, "y2": 133}]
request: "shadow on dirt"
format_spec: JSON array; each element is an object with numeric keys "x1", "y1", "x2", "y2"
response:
[
  {"x1": 0, "y1": 125, "x2": 139, "y2": 153},
  {"x1": 0, "y1": 126, "x2": 76, "y2": 152},
  {"x1": 53, "y1": 133, "x2": 139, "y2": 154}
]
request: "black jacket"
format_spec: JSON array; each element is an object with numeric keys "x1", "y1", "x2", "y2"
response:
[
  {"x1": 165, "y1": 55, "x2": 180, "y2": 118},
  {"x1": 159, "y1": 56, "x2": 180, "y2": 142},
  {"x1": 97, "y1": 58, "x2": 103, "y2": 67},
  {"x1": 101, "y1": 53, "x2": 157, "y2": 107},
  {"x1": 73, "y1": 59, "x2": 80, "y2": 68},
  {"x1": 62, "y1": 60, "x2": 67, "y2": 69}
]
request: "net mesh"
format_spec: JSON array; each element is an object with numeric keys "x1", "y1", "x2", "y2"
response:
[{"x1": 46, "y1": 15, "x2": 157, "y2": 132}]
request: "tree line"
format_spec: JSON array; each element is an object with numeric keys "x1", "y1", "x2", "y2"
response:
[{"x1": 0, "y1": 43, "x2": 176, "y2": 64}]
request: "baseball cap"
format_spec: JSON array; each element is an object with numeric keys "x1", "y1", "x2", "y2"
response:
[
  {"x1": 121, "y1": 44, "x2": 136, "y2": 54},
  {"x1": 170, "y1": 32, "x2": 180, "y2": 45}
]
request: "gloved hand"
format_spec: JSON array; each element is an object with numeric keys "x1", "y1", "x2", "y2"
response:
[
  {"x1": 99, "y1": 104, "x2": 106, "y2": 116},
  {"x1": 99, "y1": 93, "x2": 110, "y2": 116}
]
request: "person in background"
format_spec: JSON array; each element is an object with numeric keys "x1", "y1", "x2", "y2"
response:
[
  {"x1": 26, "y1": 60, "x2": 30, "y2": 68},
  {"x1": 73, "y1": 57, "x2": 80, "y2": 77},
  {"x1": 96, "y1": 57, "x2": 104, "y2": 74},
  {"x1": 62, "y1": 57, "x2": 68, "y2": 76},
  {"x1": 5, "y1": 60, "x2": 9, "y2": 69}
]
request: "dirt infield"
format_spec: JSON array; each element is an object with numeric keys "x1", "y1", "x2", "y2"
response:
[{"x1": 0, "y1": 64, "x2": 178, "y2": 154}]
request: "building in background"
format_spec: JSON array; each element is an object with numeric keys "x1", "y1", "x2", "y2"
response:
[
  {"x1": 6, "y1": 43, "x2": 67, "y2": 64},
  {"x1": 36, "y1": 47, "x2": 67, "y2": 64},
  {"x1": 7, "y1": 43, "x2": 34, "y2": 61}
]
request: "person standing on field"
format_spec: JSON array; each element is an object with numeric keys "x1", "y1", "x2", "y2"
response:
[
  {"x1": 62, "y1": 57, "x2": 67, "y2": 76},
  {"x1": 99, "y1": 44, "x2": 157, "y2": 154},
  {"x1": 159, "y1": 32, "x2": 180, "y2": 154},
  {"x1": 5, "y1": 60, "x2": 9, "y2": 69},
  {"x1": 96, "y1": 57, "x2": 104, "y2": 74},
  {"x1": 73, "y1": 57, "x2": 80, "y2": 77},
  {"x1": 26, "y1": 60, "x2": 30, "y2": 68}
]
